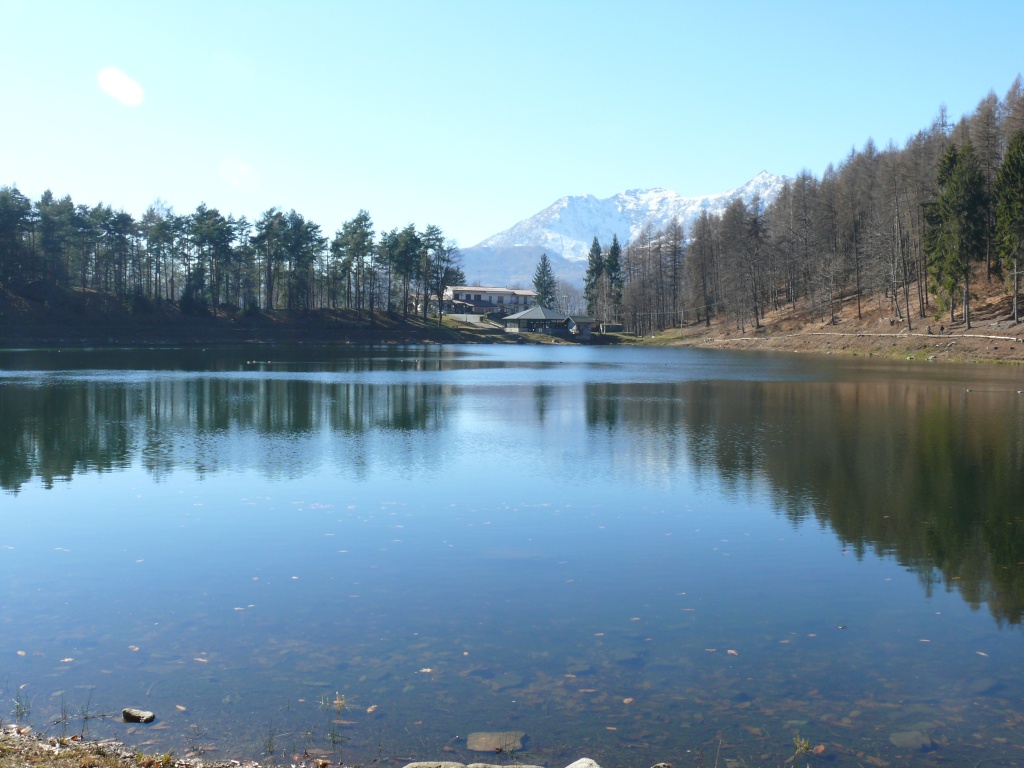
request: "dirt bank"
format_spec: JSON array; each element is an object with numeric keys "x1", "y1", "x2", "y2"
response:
[{"x1": 657, "y1": 289, "x2": 1024, "y2": 365}]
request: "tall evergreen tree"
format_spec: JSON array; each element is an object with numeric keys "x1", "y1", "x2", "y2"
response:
[
  {"x1": 336, "y1": 210, "x2": 375, "y2": 316},
  {"x1": 995, "y1": 128, "x2": 1024, "y2": 323},
  {"x1": 392, "y1": 224, "x2": 421, "y2": 319},
  {"x1": 419, "y1": 224, "x2": 445, "y2": 320},
  {"x1": 605, "y1": 234, "x2": 623, "y2": 320},
  {"x1": 584, "y1": 236, "x2": 603, "y2": 316},
  {"x1": 532, "y1": 253, "x2": 557, "y2": 308},
  {"x1": 925, "y1": 141, "x2": 988, "y2": 327},
  {"x1": 0, "y1": 185, "x2": 32, "y2": 285},
  {"x1": 254, "y1": 208, "x2": 285, "y2": 309}
]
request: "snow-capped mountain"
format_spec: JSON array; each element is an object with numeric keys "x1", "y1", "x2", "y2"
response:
[{"x1": 459, "y1": 172, "x2": 787, "y2": 287}]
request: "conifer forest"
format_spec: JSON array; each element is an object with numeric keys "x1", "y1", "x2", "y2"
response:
[{"x1": 3, "y1": 78, "x2": 1024, "y2": 337}]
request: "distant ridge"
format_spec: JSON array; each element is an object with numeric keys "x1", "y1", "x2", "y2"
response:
[{"x1": 460, "y1": 172, "x2": 787, "y2": 287}]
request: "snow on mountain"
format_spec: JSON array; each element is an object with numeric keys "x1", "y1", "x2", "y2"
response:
[
  {"x1": 475, "y1": 171, "x2": 787, "y2": 261},
  {"x1": 459, "y1": 172, "x2": 787, "y2": 287}
]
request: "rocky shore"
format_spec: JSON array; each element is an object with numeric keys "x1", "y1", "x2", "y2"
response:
[{"x1": 1, "y1": 726, "x2": 626, "y2": 768}]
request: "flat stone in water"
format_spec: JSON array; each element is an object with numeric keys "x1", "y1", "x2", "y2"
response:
[
  {"x1": 466, "y1": 731, "x2": 526, "y2": 751},
  {"x1": 888, "y1": 730, "x2": 932, "y2": 750},
  {"x1": 122, "y1": 708, "x2": 155, "y2": 723},
  {"x1": 403, "y1": 762, "x2": 466, "y2": 768}
]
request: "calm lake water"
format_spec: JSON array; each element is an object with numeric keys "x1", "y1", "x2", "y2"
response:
[{"x1": 2, "y1": 344, "x2": 1023, "y2": 767}]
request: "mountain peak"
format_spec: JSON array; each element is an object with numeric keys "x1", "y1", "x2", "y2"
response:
[
  {"x1": 473, "y1": 173, "x2": 787, "y2": 259},
  {"x1": 461, "y1": 173, "x2": 788, "y2": 287}
]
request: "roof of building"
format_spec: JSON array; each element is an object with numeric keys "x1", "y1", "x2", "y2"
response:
[
  {"x1": 566, "y1": 315, "x2": 597, "y2": 324},
  {"x1": 503, "y1": 306, "x2": 568, "y2": 322},
  {"x1": 449, "y1": 285, "x2": 537, "y2": 296}
]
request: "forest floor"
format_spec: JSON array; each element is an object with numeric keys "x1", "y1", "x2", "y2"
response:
[
  {"x1": 0, "y1": 284, "x2": 520, "y2": 347},
  {"x1": 654, "y1": 277, "x2": 1024, "y2": 365}
]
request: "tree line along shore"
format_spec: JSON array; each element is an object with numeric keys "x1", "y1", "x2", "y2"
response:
[
  {"x1": 1, "y1": 266, "x2": 1022, "y2": 366},
  {"x1": 3, "y1": 78, "x2": 1024, "y2": 357}
]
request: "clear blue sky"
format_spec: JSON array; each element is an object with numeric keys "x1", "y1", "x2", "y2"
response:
[{"x1": 2, "y1": 0, "x2": 1022, "y2": 247}]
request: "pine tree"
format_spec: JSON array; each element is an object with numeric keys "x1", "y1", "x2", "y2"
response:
[
  {"x1": 925, "y1": 141, "x2": 987, "y2": 327},
  {"x1": 584, "y1": 236, "x2": 603, "y2": 316},
  {"x1": 995, "y1": 128, "x2": 1024, "y2": 323},
  {"x1": 605, "y1": 234, "x2": 623, "y2": 321},
  {"x1": 0, "y1": 185, "x2": 32, "y2": 285},
  {"x1": 532, "y1": 253, "x2": 558, "y2": 308}
]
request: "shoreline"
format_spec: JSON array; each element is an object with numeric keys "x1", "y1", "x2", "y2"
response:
[
  {"x1": 4, "y1": 317, "x2": 1023, "y2": 365},
  {"x1": 3, "y1": 283, "x2": 1024, "y2": 363},
  {"x1": 0, "y1": 724, "x2": 259, "y2": 768},
  {"x1": 667, "y1": 327, "x2": 1024, "y2": 365},
  {"x1": 1, "y1": 726, "x2": 614, "y2": 768}
]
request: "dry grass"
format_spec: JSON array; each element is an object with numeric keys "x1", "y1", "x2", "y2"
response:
[
  {"x1": 659, "y1": 273, "x2": 1024, "y2": 365},
  {"x1": 0, "y1": 725, "x2": 268, "y2": 768}
]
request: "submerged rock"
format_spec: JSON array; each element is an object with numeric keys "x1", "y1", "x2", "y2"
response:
[
  {"x1": 967, "y1": 676, "x2": 1004, "y2": 696},
  {"x1": 491, "y1": 671, "x2": 524, "y2": 691},
  {"x1": 888, "y1": 730, "x2": 932, "y2": 750},
  {"x1": 466, "y1": 731, "x2": 526, "y2": 751},
  {"x1": 608, "y1": 649, "x2": 644, "y2": 667},
  {"x1": 121, "y1": 707, "x2": 155, "y2": 723}
]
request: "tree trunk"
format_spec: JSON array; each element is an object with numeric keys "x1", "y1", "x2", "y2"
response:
[
  {"x1": 963, "y1": 274, "x2": 971, "y2": 329},
  {"x1": 1014, "y1": 256, "x2": 1020, "y2": 323}
]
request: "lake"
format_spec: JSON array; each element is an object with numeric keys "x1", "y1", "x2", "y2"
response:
[{"x1": 1, "y1": 344, "x2": 1023, "y2": 767}]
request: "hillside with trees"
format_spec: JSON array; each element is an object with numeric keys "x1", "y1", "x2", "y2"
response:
[
  {"x1": 0, "y1": 190, "x2": 471, "y2": 343},
  {"x1": 588, "y1": 78, "x2": 1024, "y2": 351},
  {"x1": 3, "y1": 78, "x2": 1024, "y2": 356}
]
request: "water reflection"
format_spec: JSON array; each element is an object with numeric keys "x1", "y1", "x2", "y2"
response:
[
  {"x1": 3, "y1": 347, "x2": 1024, "y2": 765},
  {"x1": 4, "y1": 356, "x2": 1022, "y2": 627},
  {"x1": 587, "y1": 378, "x2": 1024, "y2": 625},
  {"x1": 1, "y1": 378, "x2": 454, "y2": 487}
]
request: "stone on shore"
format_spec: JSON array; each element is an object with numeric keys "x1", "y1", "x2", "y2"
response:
[
  {"x1": 466, "y1": 731, "x2": 526, "y2": 751},
  {"x1": 565, "y1": 759, "x2": 603, "y2": 768},
  {"x1": 121, "y1": 707, "x2": 155, "y2": 723},
  {"x1": 403, "y1": 762, "x2": 467, "y2": 768}
]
